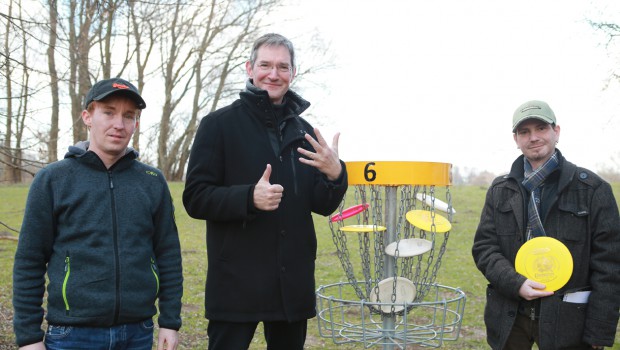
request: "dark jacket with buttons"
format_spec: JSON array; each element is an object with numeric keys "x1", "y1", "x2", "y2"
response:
[
  {"x1": 183, "y1": 80, "x2": 347, "y2": 322},
  {"x1": 472, "y1": 150, "x2": 620, "y2": 349},
  {"x1": 13, "y1": 143, "x2": 183, "y2": 347}
]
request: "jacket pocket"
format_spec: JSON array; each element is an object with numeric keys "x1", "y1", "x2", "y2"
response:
[
  {"x1": 290, "y1": 148, "x2": 299, "y2": 196},
  {"x1": 150, "y1": 257, "x2": 160, "y2": 296},
  {"x1": 557, "y1": 201, "x2": 588, "y2": 242},
  {"x1": 496, "y1": 200, "x2": 520, "y2": 234},
  {"x1": 496, "y1": 202, "x2": 521, "y2": 257},
  {"x1": 45, "y1": 324, "x2": 73, "y2": 339},
  {"x1": 551, "y1": 296, "x2": 587, "y2": 348},
  {"x1": 216, "y1": 224, "x2": 237, "y2": 261},
  {"x1": 484, "y1": 285, "x2": 509, "y2": 349},
  {"x1": 62, "y1": 252, "x2": 71, "y2": 314}
]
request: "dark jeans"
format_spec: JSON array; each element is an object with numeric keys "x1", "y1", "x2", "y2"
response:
[
  {"x1": 504, "y1": 313, "x2": 539, "y2": 350},
  {"x1": 44, "y1": 319, "x2": 154, "y2": 350},
  {"x1": 207, "y1": 319, "x2": 307, "y2": 350},
  {"x1": 504, "y1": 314, "x2": 592, "y2": 350}
]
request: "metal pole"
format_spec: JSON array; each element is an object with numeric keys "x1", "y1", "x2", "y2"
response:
[{"x1": 382, "y1": 186, "x2": 397, "y2": 350}]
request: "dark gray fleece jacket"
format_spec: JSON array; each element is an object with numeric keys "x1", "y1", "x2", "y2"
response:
[{"x1": 13, "y1": 142, "x2": 183, "y2": 347}]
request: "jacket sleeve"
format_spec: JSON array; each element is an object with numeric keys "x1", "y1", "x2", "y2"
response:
[
  {"x1": 472, "y1": 183, "x2": 526, "y2": 300},
  {"x1": 311, "y1": 160, "x2": 348, "y2": 216},
  {"x1": 183, "y1": 115, "x2": 254, "y2": 222},
  {"x1": 582, "y1": 181, "x2": 620, "y2": 346},
  {"x1": 12, "y1": 169, "x2": 55, "y2": 346},
  {"x1": 153, "y1": 178, "x2": 184, "y2": 330}
]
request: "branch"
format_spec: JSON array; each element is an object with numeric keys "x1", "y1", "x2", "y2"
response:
[{"x1": 0, "y1": 220, "x2": 19, "y2": 241}]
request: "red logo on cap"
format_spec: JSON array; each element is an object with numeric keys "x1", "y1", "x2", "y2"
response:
[{"x1": 112, "y1": 83, "x2": 130, "y2": 89}]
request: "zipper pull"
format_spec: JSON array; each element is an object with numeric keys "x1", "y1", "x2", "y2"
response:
[{"x1": 530, "y1": 307, "x2": 536, "y2": 321}]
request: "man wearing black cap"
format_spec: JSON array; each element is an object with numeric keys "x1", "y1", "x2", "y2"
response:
[
  {"x1": 13, "y1": 78, "x2": 183, "y2": 350},
  {"x1": 472, "y1": 100, "x2": 620, "y2": 349}
]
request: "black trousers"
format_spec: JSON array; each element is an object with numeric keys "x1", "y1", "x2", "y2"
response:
[
  {"x1": 504, "y1": 314, "x2": 591, "y2": 350},
  {"x1": 504, "y1": 314, "x2": 540, "y2": 350},
  {"x1": 207, "y1": 319, "x2": 307, "y2": 350}
]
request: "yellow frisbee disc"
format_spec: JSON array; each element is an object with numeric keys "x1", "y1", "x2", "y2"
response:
[
  {"x1": 339, "y1": 225, "x2": 387, "y2": 233},
  {"x1": 515, "y1": 236, "x2": 573, "y2": 292},
  {"x1": 405, "y1": 210, "x2": 452, "y2": 233}
]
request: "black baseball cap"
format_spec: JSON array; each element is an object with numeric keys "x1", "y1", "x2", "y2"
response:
[{"x1": 84, "y1": 78, "x2": 146, "y2": 110}]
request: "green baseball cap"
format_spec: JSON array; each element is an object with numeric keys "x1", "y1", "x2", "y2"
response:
[{"x1": 512, "y1": 100, "x2": 556, "y2": 132}]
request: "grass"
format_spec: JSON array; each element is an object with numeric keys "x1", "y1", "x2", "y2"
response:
[{"x1": 1, "y1": 182, "x2": 619, "y2": 349}]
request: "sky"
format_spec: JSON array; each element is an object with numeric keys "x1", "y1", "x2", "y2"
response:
[{"x1": 264, "y1": 0, "x2": 620, "y2": 175}]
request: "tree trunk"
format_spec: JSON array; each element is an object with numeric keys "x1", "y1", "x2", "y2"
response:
[
  {"x1": 2, "y1": 0, "x2": 16, "y2": 183},
  {"x1": 69, "y1": 0, "x2": 94, "y2": 145},
  {"x1": 47, "y1": 0, "x2": 59, "y2": 163}
]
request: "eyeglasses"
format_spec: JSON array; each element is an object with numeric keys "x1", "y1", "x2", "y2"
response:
[{"x1": 256, "y1": 62, "x2": 292, "y2": 73}]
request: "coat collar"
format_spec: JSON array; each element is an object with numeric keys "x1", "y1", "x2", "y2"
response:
[
  {"x1": 240, "y1": 79, "x2": 311, "y2": 116},
  {"x1": 64, "y1": 140, "x2": 138, "y2": 171},
  {"x1": 507, "y1": 149, "x2": 576, "y2": 194}
]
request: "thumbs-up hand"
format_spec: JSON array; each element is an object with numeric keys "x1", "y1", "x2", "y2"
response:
[{"x1": 253, "y1": 164, "x2": 284, "y2": 211}]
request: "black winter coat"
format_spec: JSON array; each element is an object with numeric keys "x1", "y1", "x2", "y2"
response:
[
  {"x1": 472, "y1": 151, "x2": 620, "y2": 349},
  {"x1": 183, "y1": 83, "x2": 348, "y2": 322}
]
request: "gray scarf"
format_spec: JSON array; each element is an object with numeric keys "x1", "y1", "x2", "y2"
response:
[{"x1": 522, "y1": 151, "x2": 559, "y2": 240}]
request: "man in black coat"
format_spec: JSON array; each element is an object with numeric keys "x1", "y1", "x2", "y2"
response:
[{"x1": 183, "y1": 33, "x2": 348, "y2": 350}]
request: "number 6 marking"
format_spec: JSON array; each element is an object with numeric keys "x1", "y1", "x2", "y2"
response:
[{"x1": 364, "y1": 162, "x2": 376, "y2": 182}]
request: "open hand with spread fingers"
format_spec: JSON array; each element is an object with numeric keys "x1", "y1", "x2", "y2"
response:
[{"x1": 297, "y1": 128, "x2": 342, "y2": 181}]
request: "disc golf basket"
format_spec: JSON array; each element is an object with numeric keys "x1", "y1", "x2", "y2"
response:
[{"x1": 316, "y1": 161, "x2": 466, "y2": 349}]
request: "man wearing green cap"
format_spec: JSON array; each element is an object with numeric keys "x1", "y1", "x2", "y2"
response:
[
  {"x1": 472, "y1": 100, "x2": 620, "y2": 349},
  {"x1": 13, "y1": 78, "x2": 183, "y2": 350}
]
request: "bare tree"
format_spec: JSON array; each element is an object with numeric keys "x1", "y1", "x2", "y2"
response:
[
  {"x1": 127, "y1": 0, "x2": 159, "y2": 152},
  {"x1": 1, "y1": 0, "x2": 33, "y2": 183},
  {"x1": 47, "y1": 0, "x2": 59, "y2": 162},
  {"x1": 12, "y1": 0, "x2": 31, "y2": 183},
  {"x1": 589, "y1": 18, "x2": 620, "y2": 176},
  {"x1": 1, "y1": 0, "x2": 16, "y2": 183},
  {"x1": 3, "y1": 0, "x2": 329, "y2": 183},
  {"x1": 154, "y1": 0, "x2": 282, "y2": 180},
  {"x1": 67, "y1": 0, "x2": 99, "y2": 144},
  {"x1": 155, "y1": 0, "x2": 196, "y2": 178},
  {"x1": 169, "y1": 0, "x2": 273, "y2": 180},
  {"x1": 589, "y1": 20, "x2": 620, "y2": 83}
]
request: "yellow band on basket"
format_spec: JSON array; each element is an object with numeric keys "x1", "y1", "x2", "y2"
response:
[{"x1": 345, "y1": 161, "x2": 452, "y2": 186}]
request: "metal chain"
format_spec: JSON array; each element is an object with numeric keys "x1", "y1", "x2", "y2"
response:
[
  {"x1": 447, "y1": 185, "x2": 453, "y2": 220},
  {"x1": 328, "y1": 191, "x2": 367, "y2": 301},
  {"x1": 426, "y1": 186, "x2": 452, "y2": 290},
  {"x1": 327, "y1": 182, "x2": 454, "y2": 313},
  {"x1": 369, "y1": 185, "x2": 385, "y2": 313},
  {"x1": 415, "y1": 186, "x2": 434, "y2": 299},
  {"x1": 400, "y1": 186, "x2": 415, "y2": 282},
  {"x1": 371, "y1": 185, "x2": 384, "y2": 282},
  {"x1": 429, "y1": 231, "x2": 450, "y2": 290},
  {"x1": 355, "y1": 186, "x2": 374, "y2": 297},
  {"x1": 360, "y1": 231, "x2": 372, "y2": 296}
]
